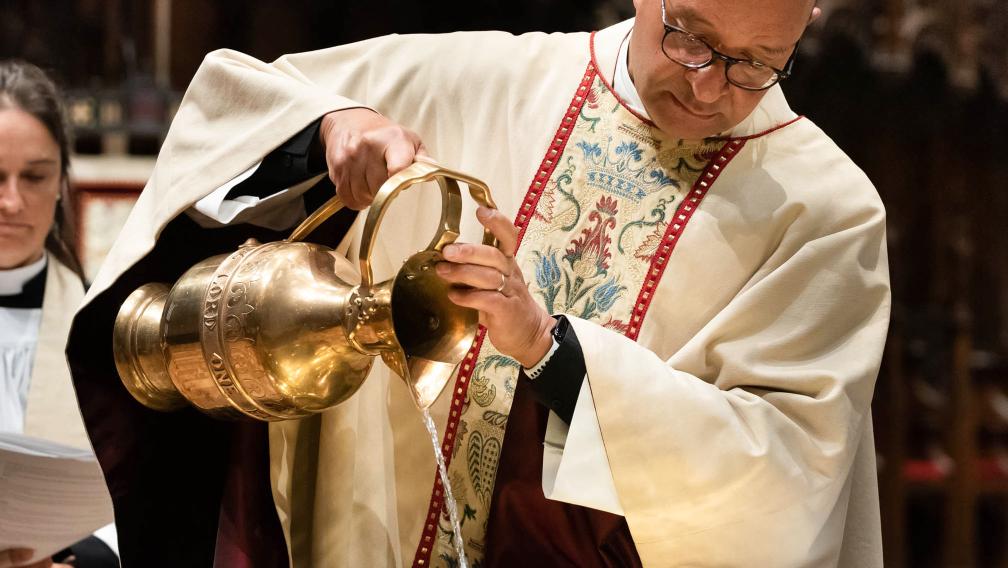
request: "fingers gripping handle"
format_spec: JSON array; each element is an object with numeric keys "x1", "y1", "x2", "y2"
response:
[
  {"x1": 356, "y1": 160, "x2": 498, "y2": 288},
  {"x1": 284, "y1": 160, "x2": 498, "y2": 286}
]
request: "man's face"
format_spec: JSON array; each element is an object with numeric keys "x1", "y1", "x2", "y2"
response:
[{"x1": 629, "y1": 0, "x2": 815, "y2": 140}]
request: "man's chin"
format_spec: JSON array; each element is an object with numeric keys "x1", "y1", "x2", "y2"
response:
[
  {"x1": 651, "y1": 114, "x2": 727, "y2": 141},
  {"x1": 648, "y1": 97, "x2": 728, "y2": 140}
]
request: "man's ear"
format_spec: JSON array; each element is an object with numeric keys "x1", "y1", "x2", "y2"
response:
[{"x1": 809, "y1": 6, "x2": 822, "y2": 24}]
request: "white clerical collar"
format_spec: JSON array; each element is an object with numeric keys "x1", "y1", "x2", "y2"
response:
[
  {"x1": 0, "y1": 254, "x2": 48, "y2": 296},
  {"x1": 614, "y1": 31, "x2": 650, "y2": 120}
]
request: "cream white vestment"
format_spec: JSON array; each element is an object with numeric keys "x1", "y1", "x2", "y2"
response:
[{"x1": 76, "y1": 19, "x2": 888, "y2": 568}]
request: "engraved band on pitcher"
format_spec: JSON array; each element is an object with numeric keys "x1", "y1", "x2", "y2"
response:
[
  {"x1": 221, "y1": 248, "x2": 304, "y2": 420},
  {"x1": 198, "y1": 244, "x2": 276, "y2": 420}
]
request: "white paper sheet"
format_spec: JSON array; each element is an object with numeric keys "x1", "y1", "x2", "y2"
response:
[{"x1": 0, "y1": 432, "x2": 114, "y2": 563}]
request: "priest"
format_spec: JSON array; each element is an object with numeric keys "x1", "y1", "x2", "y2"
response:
[{"x1": 68, "y1": 0, "x2": 890, "y2": 566}]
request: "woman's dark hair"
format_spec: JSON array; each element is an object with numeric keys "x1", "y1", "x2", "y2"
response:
[{"x1": 0, "y1": 59, "x2": 84, "y2": 279}]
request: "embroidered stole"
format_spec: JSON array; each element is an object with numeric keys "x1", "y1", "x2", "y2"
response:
[{"x1": 414, "y1": 62, "x2": 744, "y2": 567}]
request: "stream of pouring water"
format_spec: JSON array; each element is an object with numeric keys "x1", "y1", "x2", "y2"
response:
[{"x1": 422, "y1": 408, "x2": 469, "y2": 568}]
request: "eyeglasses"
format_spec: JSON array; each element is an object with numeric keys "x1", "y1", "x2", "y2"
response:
[{"x1": 659, "y1": 0, "x2": 798, "y2": 91}]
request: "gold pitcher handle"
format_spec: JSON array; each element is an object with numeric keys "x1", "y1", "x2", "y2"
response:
[
  {"x1": 358, "y1": 159, "x2": 498, "y2": 288},
  {"x1": 286, "y1": 193, "x2": 346, "y2": 243}
]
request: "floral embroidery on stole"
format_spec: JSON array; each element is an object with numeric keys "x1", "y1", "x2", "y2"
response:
[{"x1": 414, "y1": 62, "x2": 745, "y2": 568}]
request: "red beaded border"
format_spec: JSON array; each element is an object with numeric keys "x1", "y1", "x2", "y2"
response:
[
  {"x1": 411, "y1": 63, "x2": 600, "y2": 568},
  {"x1": 515, "y1": 67, "x2": 598, "y2": 244},
  {"x1": 625, "y1": 138, "x2": 747, "y2": 341}
]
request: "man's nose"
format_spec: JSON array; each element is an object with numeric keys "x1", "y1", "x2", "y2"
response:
[
  {"x1": 0, "y1": 179, "x2": 26, "y2": 215},
  {"x1": 685, "y1": 63, "x2": 729, "y2": 104}
]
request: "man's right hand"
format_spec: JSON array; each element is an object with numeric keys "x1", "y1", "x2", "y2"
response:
[{"x1": 320, "y1": 108, "x2": 429, "y2": 210}]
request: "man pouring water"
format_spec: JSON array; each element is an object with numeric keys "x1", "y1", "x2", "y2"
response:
[{"x1": 68, "y1": 0, "x2": 889, "y2": 566}]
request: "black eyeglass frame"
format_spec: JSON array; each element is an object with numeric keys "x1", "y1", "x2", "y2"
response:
[{"x1": 659, "y1": 0, "x2": 799, "y2": 91}]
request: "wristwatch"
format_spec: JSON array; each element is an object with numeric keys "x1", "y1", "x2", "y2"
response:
[
  {"x1": 523, "y1": 315, "x2": 569, "y2": 380},
  {"x1": 551, "y1": 314, "x2": 571, "y2": 342},
  {"x1": 521, "y1": 314, "x2": 585, "y2": 424}
]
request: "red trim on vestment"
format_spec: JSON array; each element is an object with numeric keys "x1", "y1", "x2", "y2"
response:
[
  {"x1": 410, "y1": 328, "x2": 487, "y2": 568},
  {"x1": 625, "y1": 138, "x2": 747, "y2": 341},
  {"x1": 411, "y1": 63, "x2": 600, "y2": 568},
  {"x1": 725, "y1": 115, "x2": 804, "y2": 141},
  {"x1": 515, "y1": 67, "x2": 599, "y2": 244},
  {"x1": 588, "y1": 30, "x2": 656, "y2": 127}
]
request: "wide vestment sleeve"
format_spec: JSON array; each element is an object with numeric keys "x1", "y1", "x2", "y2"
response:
[
  {"x1": 566, "y1": 132, "x2": 891, "y2": 566},
  {"x1": 84, "y1": 30, "x2": 588, "y2": 304}
]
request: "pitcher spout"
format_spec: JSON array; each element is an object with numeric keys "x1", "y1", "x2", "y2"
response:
[
  {"x1": 379, "y1": 351, "x2": 459, "y2": 409},
  {"x1": 384, "y1": 249, "x2": 479, "y2": 409}
]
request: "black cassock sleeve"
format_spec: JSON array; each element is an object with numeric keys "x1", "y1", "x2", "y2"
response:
[
  {"x1": 223, "y1": 118, "x2": 327, "y2": 200},
  {"x1": 519, "y1": 315, "x2": 587, "y2": 425}
]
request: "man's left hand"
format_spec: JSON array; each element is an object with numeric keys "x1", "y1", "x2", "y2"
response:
[{"x1": 436, "y1": 206, "x2": 555, "y2": 368}]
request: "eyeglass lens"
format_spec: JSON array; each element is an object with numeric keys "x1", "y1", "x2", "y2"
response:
[{"x1": 662, "y1": 30, "x2": 779, "y2": 89}]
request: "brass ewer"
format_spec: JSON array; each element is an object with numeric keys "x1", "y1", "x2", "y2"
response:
[{"x1": 113, "y1": 160, "x2": 497, "y2": 420}]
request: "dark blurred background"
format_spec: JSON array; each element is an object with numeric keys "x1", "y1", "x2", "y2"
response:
[{"x1": 3, "y1": 1, "x2": 1007, "y2": 566}]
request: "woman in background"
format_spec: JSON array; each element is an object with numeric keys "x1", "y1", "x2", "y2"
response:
[{"x1": 0, "y1": 60, "x2": 118, "y2": 568}]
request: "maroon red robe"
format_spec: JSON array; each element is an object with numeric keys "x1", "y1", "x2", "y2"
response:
[{"x1": 484, "y1": 378, "x2": 642, "y2": 567}]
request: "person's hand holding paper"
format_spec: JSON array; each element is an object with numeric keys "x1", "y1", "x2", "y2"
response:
[{"x1": 0, "y1": 434, "x2": 114, "y2": 566}]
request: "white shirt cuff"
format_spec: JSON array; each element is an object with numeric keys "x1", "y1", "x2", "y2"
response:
[
  {"x1": 523, "y1": 336, "x2": 560, "y2": 379},
  {"x1": 193, "y1": 161, "x2": 262, "y2": 223},
  {"x1": 190, "y1": 162, "x2": 324, "y2": 230}
]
